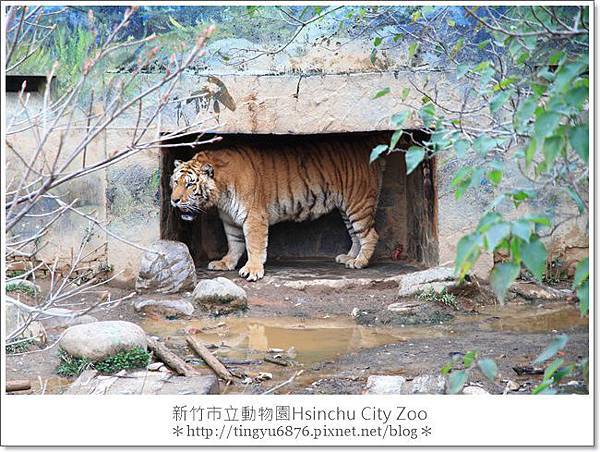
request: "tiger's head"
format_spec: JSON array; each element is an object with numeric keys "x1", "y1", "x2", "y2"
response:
[{"x1": 170, "y1": 155, "x2": 219, "y2": 222}]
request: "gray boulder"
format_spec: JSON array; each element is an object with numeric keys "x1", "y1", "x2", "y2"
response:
[
  {"x1": 133, "y1": 298, "x2": 194, "y2": 318},
  {"x1": 365, "y1": 375, "x2": 407, "y2": 394},
  {"x1": 365, "y1": 374, "x2": 446, "y2": 394},
  {"x1": 193, "y1": 277, "x2": 247, "y2": 314},
  {"x1": 136, "y1": 240, "x2": 196, "y2": 294},
  {"x1": 410, "y1": 374, "x2": 446, "y2": 394},
  {"x1": 59, "y1": 321, "x2": 147, "y2": 361}
]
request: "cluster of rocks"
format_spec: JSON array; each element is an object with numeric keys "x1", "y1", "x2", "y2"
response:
[
  {"x1": 53, "y1": 240, "x2": 247, "y2": 365},
  {"x1": 364, "y1": 375, "x2": 491, "y2": 395},
  {"x1": 134, "y1": 240, "x2": 247, "y2": 316}
]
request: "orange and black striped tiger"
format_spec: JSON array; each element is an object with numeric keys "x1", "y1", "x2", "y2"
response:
[{"x1": 170, "y1": 137, "x2": 385, "y2": 281}]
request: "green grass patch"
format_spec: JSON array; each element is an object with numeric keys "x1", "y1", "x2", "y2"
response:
[
  {"x1": 5, "y1": 338, "x2": 35, "y2": 355},
  {"x1": 56, "y1": 347, "x2": 151, "y2": 377},
  {"x1": 417, "y1": 287, "x2": 459, "y2": 310},
  {"x1": 6, "y1": 280, "x2": 38, "y2": 297}
]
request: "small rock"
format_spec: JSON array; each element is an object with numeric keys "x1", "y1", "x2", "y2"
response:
[
  {"x1": 136, "y1": 240, "x2": 196, "y2": 294},
  {"x1": 409, "y1": 375, "x2": 446, "y2": 394},
  {"x1": 147, "y1": 362, "x2": 164, "y2": 371},
  {"x1": 364, "y1": 375, "x2": 407, "y2": 394},
  {"x1": 133, "y1": 299, "x2": 194, "y2": 318},
  {"x1": 462, "y1": 385, "x2": 490, "y2": 395},
  {"x1": 193, "y1": 277, "x2": 247, "y2": 314},
  {"x1": 257, "y1": 372, "x2": 272, "y2": 381},
  {"x1": 59, "y1": 321, "x2": 147, "y2": 361},
  {"x1": 506, "y1": 380, "x2": 520, "y2": 391},
  {"x1": 387, "y1": 301, "x2": 420, "y2": 314},
  {"x1": 268, "y1": 348, "x2": 284, "y2": 353},
  {"x1": 351, "y1": 307, "x2": 359, "y2": 317}
]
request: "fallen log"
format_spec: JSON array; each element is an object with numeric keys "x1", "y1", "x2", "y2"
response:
[
  {"x1": 186, "y1": 335, "x2": 234, "y2": 382},
  {"x1": 6, "y1": 380, "x2": 31, "y2": 392},
  {"x1": 264, "y1": 355, "x2": 289, "y2": 367},
  {"x1": 147, "y1": 336, "x2": 198, "y2": 377}
]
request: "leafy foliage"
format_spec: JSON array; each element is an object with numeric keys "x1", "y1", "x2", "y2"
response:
[
  {"x1": 441, "y1": 350, "x2": 498, "y2": 394},
  {"x1": 417, "y1": 287, "x2": 458, "y2": 310},
  {"x1": 371, "y1": 6, "x2": 589, "y2": 304},
  {"x1": 56, "y1": 347, "x2": 150, "y2": 377}
]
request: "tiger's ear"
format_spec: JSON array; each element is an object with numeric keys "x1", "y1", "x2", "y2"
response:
[
  {"x1": 201, "y1": 163, "x2": 214, "y2": 178},
  {"x1": 174, "y1": 159, "x2": 183, "y2": 168}
]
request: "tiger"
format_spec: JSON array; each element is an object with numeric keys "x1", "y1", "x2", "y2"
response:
[{"x1": 170, "y1": 136, "x2": 385, "y2": 281}]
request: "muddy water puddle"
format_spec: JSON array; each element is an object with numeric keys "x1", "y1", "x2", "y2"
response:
[
  {"x1": 140, "y1": 303, "x2": 586, "y2": 369},
  {"x1": 140, "y1": 316, "x2": 445, "y2": 365},
  {"x1": 459, "y1": 304, "x2": 588, "y2": 333}
]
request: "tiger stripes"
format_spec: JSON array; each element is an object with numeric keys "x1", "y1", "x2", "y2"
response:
[{"x1": 170, "y1": 136, "x2": 385, "y2": 281}]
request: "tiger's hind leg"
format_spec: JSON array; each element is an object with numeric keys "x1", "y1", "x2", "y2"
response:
[
  {"x1": 340, "y1": 205, "x2": 379, "y2": 269},
  {"x1": 208, "y1": 217, "x2": 245, "y2": 271},
  {"x1": 335, "y1": 213, "x2": 361, "y2": 265}
]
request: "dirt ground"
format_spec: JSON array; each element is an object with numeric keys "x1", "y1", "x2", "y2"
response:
[{"x1": 5, "y1": 261, "x2": 589, "y2": 395}]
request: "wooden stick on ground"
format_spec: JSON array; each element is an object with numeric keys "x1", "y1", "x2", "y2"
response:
[
  {"x1": 186, "y1": 335, "x2": 234, "y2": 382},
  {"x1": 6, "y1": 380, "x2": 31, "y2": 392},
  {"x1": 146, "y1": 336, "x2": 198, "y2": 377}
]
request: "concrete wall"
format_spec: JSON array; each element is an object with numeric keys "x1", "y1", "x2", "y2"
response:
[{"x1": 6, "y1": 39, "x2": 587, "y2": 283}]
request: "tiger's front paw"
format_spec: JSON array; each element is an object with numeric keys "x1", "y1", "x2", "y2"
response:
[
  {"x1": 345, "y1": 257, "x2": 369, "y2": 269},
  {"x1": 239, "y1": 262, "x2": 265, "y2": 282},
  {"x1": 208, "y1": 259, "x2": 236, "y2": 271},
  {"x1": 335, "y1": 254, "x2": 353, "y2": 264}
]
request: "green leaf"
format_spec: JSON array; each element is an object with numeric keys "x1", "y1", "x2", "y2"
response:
[
  {"x1": 370, "y1": 144, "x2": 388, "y2": 163},
  {"x1": 534, "y1": 111, "x2": 561, "y2": 142},
  {"x1": 401, "y1": 87, "x2": 410, "y2": 101},
  {"x1": 485, "y1": 223, "x2": 510, "y2": 251},
  {"x1": 533, "y1": 334, "x2": 569, "y2": 364},
  {"x1": 488, "y1": 169, "x2": 502, "y2": 186},
  {"x1": 411, "y1": 10, "x2": 421, "y2": 22},
  {"x1": 390, "y1": 130, "x2": 403, "y2": 150},
  {"x1": 391, "y1": 111, "x2": 410, "y2": 128},
  {"x1": 455, "y1": 233, "x2": 481, "y2": 278},
  {"x1": 456, "y1": 64, "x2": 470, "y2": 80},
  {"x1": 169, "y1": 16, "x2": 185, "y2": 30},
  {"x1": 569, "y1": 125, "x2": 589, "y2": 163},
  {"x1": 450, "y1": 38, "x2": 464, "y2": 58},
  {"x1": 373, "y1": 87, "x2": 390, "y2": 99},
  {"x1": 532, "y1": 380, "x2": 556, "y2": 395},
  {"x1": 520, "y1": 236, "x2": 547, "y2": 281},
  {"x1": 511, "y1": 220, "x2": 532, "y2": 242},
  {"x1": 373, "y1": 36, "x2": 383, "y2": 47},
  {"x1": 490, "y1": 262, "x2": 520, "y2": 301},
  {"x1": 515, "y1": 96, "x2": 538, "y2": 132},
  {"x1": 447, "y1": 370, "x2": 469, "y2": 394},
  {"x1": 567, "y1": 187, "x2": 586, "y2": 213},
  {"x1": 408, "y1": 42, "x2": 419, "y2": 60},
  {"x1": 454, "y1": 139, "x2": 470, "y2": 158},
  {"x1": 447, "y1": 18, "x2": 456, "y2": 27},
  {"x1": 473, "y1": 134, "x2": 500, "y2": 156},
  {"x1": 441, "y1": 361, "x2": 454, "y2": 375},
  {"x1": 405, "y1": 146, "x2": 425, "y2": 174},
  {"x1": 577, "y1": 282, "x2": 589, "y2": 316},
  {"x1": 490, "y1": 89, "x2": 512, "y2": 113},
  {"x1": 574, "y1": 257, "x2": 589, "y2": 316},
  {"x1": 524, "y1": 138, "x2": 537, "y2": 169},
  {"x1": 542, "y1": 135, "x2": 564, "y2": 167},
  {"x1": 420, "y1": 102, "x2": 435, "y2": 127},
  {"x1": 370, "y1": 48, "x2": 377, "y2": 65},
  {"x1": 477, "y1": 358, "x2": 498, "y2": 382},
  {"x1": 574, "y1": 257, "x2": 589, "y2": 288},
  {"x1": 544, "y1": 358, "x2": 564, "y2": 380},
  {"x1": 463, "y1": 351, "x2": 477, "y2": 368}
]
